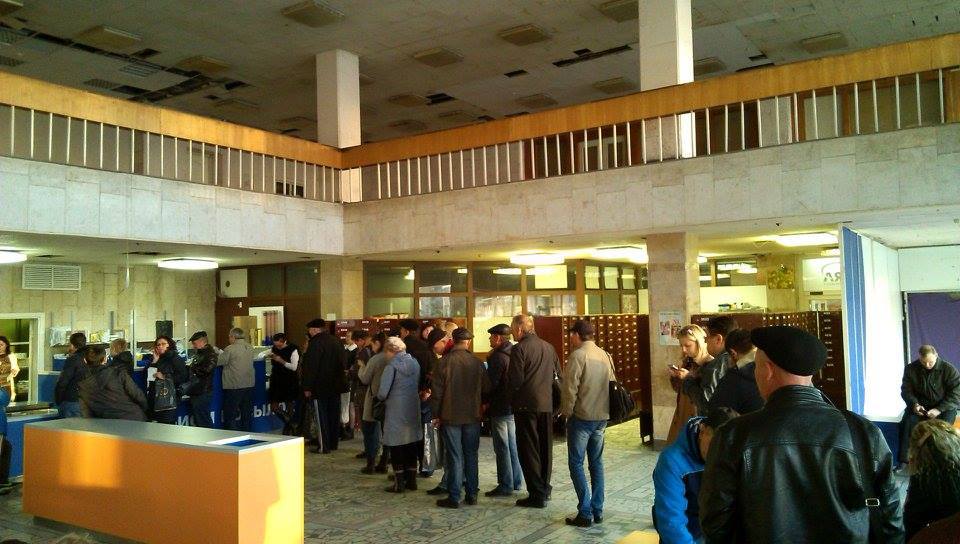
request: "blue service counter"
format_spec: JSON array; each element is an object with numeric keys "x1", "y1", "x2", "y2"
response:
[{"x1": 10, "y1": 358, "x2": 283, "y2": 478}]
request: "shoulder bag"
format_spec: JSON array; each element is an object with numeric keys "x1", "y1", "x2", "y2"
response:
[
  {"x1": 373, "y1": 366, "x2": 397, "y2": 423},
  {"x1": 606, "y1": 352, "x2": 635, "y2": 424},
  {"x1": 153, "y1": 375, "x2": 179, "y2": 412}
]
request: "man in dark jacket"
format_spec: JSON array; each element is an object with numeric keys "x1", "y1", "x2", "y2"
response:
[
  {"x1": 79, "y1": 349, "x2": 148, "y2": 421},
  {"x1": 699, "y1": 326, "x2": 904, "y2": 543},
  {"x1": 188, "y1": 331, "x2": 219, "y2": 429},
  {"x1": 431, "y1": 328, "x2": 491, "y2": 508},
  {"x1": 301, "y1": 318, "x2": 347, "y2": 454},
  {"x1": 683, "y1": 316, "x2": 737, "y2": 414},
  {"x1": 506, "y1": 314, "x2": 560, "y2": 508},
  {"x1": 706, "y1": 329, "x2": 763, "y2": 415},
  {"x1": 899, "y1": 344, "x2": 960, "y2": 464},
  {"x1": 484, "y1": 323, "x2": 523, "y2": 498},
  {"x1": 55, "y1": 332, "x2": 89, "y2": 418}
]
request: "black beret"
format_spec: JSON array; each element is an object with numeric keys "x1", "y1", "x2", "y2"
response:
[
  {"x1": 306, "y1": 318, "x2": 325, "y2": 329},
  {"x1": 452, "y1": 327, "x2": 473, "y2": 341},
  {"x1": 751, "y1": 326, "x2": 827, "y2": 376},
  {"x1": 189, "y1": 330, "x2": 208, "y2": 342},
  {"x1": 426, "y1": 328, "x2": 447, "y2": 347},
  {"x1": 487, "y1": 324, "x2": 511, "y2": 336}
]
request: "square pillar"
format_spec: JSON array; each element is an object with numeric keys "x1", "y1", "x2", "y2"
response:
[
  {"x1": 315, "y1": 50, "x2": 361, "y2": 149},
  {"x1": 319, "y1": 258, "x2": 363, "y2": 319},
  {"x1": 646, "y1": 232, "x2": 700, "y2": 441}
]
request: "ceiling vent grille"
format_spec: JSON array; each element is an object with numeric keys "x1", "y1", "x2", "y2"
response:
[
  {"x1": 176, "y1": 55, "x2": 230, "y2": 75},
  {"x1": 598, "y1": 0, "x2": 638, "y2": 22},
  {"x1": 498, "y1": 24, "x2": 550, "y2": 46},
  {"x1": 413, "y1": 47, "x2": 462, "y2": 68},
  {"x1": 592, "y1": 77, "x2": 636, "y2": 94},
  {"x1": 119, "y1": 61, "x2": 161, "y2": 77},
  {"x1": 800, "y1": 32, "x2": 848, "y2": 54},
  {"x1": 0, "y1": 54, "x2": 24, "y2": 67},
  {"x1": 694, "y1": 57, "x2": 727, "y2": 77},
  {"x1": 281, "y1": 0, "x2": 344, "y2": 28},
  {"x1": 516, "y1": 93, "x2": 557, "y2": 109},
  {"x1": 0, "y1": 26, "x2": 27, "y2": 46},
  {"x1": 74, "y1": 25, "x2": 141, "y2": 51},
  {"x1": 83, "y1": 78, "x2": 121, "y2": 90},
  {"x1": 22, "y1": 264, "x2": 82, "y2": 291},
  {"x1": 388, "y1": 94, "x2": 428, "y2": 107},
  {"x1": 389, "y1": 119, "x2": 427, "y2": 132}
]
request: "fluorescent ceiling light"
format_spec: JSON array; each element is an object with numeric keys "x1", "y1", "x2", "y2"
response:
[
  {"x1": 591, "y1": 246, "x2": 645, "y2": 260},
  {"x1": 0, "y1": 250, "x2": 26, "y2": 264},
  {"x1": 821, "y1": 248, "x2": 841, "y2": 257},
  {"x1": 404, "y1": 270, "x2": 415, "y2": 280},
  {"x1": 492, "y1": 268, "x2": 522, "y2": 275},
  {"x1": 510, "y1": 253, "x2": 564, "y2": 266},
  {"x1": 457, "y1": 268, "x2": 468, "y2": 274},
  {"x1": 699, "y1": 275, "x2": 712, "y2": 282},
  {"x1": 697, "y1": 256, "x2": 708, "y2": 264},
  {"x1": 157, "y1": 258, "x2": 218, "y2": 271},
  {"x1": 775, "y1": 232, "x2": 838, "y2": 247}
]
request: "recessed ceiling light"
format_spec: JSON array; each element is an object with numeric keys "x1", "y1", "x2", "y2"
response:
[
  {"x1": 412, "y1": 47, "x2": 462, "y2": 68},
  {"x1": 176, "y1": 55, "x2": 230, "y2": 75},
  {"x1": 281, "y1": 0, "x2": 344, "y2": 27},
  {"x1": 592, "y1": 77, "x2": 635, "y2": 95},
  {"x1": 498, "y1": 24, "x2": 550, "y2": 46},
  {"x1": 158, "y1": 258, "x2": 218, "y2": 271},
  {"x1": 0, "y1": 250, "x2": 26, "y2": 264},
  {"x1": 510, "y1": 253, "x2": 564, "y2": 266},
  {"x1": 694, "y1": 57, "x2": 726, "y2": 77},
  {"x1": 775, "y1": 232, "x2": 838, "y2": 247},
  {"x1": 516, "y1": 93, "x2": 557, "y2": 109},
  {"x1": 598, "y1": 0, "x2": 637, "y2": 22},
  {"x1": 800, "y1": 32, "x2": 848, "y2": 54},
  {"x1": 591, "y1": 246, "x2": 647, "y2": 262}
]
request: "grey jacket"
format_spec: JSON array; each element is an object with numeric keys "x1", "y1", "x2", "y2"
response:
[
  {"x1": 359, "y1": 352, "x2": 388, "y2": 422},
  {"x1": 377, "y1": 352, "x2": 422, "y2": 446},
  {"x1": 218, "y1": 339, "x2": 256, "y2": 390},
  {"x1": 561, "y1": 341, "x2": 615, "y2": 421}
]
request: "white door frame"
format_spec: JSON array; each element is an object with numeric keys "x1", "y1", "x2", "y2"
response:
[{"x1": 0, "y1": 312, "x2": 46, "y2": 405}]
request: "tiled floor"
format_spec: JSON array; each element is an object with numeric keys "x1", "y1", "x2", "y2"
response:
[{"x1": 0, "y1": 422, "x2": 658, "y2": 543}]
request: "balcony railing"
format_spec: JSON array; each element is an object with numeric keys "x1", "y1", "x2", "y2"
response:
[
  {"x1": 349, "y1": 67, "x2": 956, "y2": 202},
  {"x1": 0, "y1": 105, "x2": 345, "y2": 202}
]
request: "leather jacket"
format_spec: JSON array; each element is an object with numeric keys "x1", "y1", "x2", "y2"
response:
[{"x1": 699, "y1": 385, "x2": 904, "y2": 543}]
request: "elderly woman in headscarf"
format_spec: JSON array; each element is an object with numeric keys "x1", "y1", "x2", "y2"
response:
[
  {"x1": 903, "y1": 418, "x2": 960, "y2": 540},
  {"x1": 377, "y1": 336, "x2": 423, "y2": 493}
]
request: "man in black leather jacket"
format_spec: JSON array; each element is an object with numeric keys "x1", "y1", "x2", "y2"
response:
[{"x1": 699, "y1": 326, "x2": 904, "y2": 543}]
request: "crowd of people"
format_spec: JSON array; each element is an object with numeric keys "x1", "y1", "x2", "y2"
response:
[{"x1": 10, "y1": 310, "x2": 960, "y2": 541}]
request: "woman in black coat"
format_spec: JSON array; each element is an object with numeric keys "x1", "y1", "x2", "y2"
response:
[
  {"x1": 80, "y1": 350, "x2": 148, "y2": 421},
  {"x1": 148, "y1": 336, "x2": 189, "y2": 424}
]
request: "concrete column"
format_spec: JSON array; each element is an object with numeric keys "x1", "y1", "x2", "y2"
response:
[
  {"x1": 646, "y1": 232, "x2": 700, "y2": 441},
  {"x1": 639, "y1": 0, "x2": 694, "y2": 159},
  {"x1": 319, "y1": 257, "x2": 363, "y2": 319},
  {"x1": 315, "y1": 50, "x2": 361, "y2": 149}
]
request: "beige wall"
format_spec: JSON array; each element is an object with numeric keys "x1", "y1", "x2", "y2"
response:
[{"x1": 0, "y1": 263, "x2": 216, "y2": 347}]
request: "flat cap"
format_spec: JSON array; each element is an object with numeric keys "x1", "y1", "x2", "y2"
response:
[
  {"x1": 452, "y1": 327, "x2": 473, "y2": 341},
  {"x1": 568, "y1": 319, "x2": 594, "y2": 337},
  {"x1": 751, "y1": 326, "x2": 827, "y2": 376},
  {"x1": 487, "y1": 324, "x2": 511, "y2": 336},
  {"x1": 189, "y1": 330, "x2": 208, "y2": 342},
  {"x1": 306, "y1": 318, "x2": 325, "y2": 329}
]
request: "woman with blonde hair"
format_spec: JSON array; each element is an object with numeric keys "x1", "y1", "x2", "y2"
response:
[
  {"x1": 666, "y1": 325, "x2": 713, "y2": 444},
  {"x1": 109, "y1": 338, "x2": 134, "y2": 375},
  {"x1": 904, "y1": 418, "x2": 960, "y2": 540}
]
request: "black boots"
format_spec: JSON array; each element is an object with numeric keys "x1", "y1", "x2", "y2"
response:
[
  {"x1": 374, "y1": 452, "x2": 389, "y2": 474},
  {"x1": 361, "y1": 459, "x2": 376, "y2": 474},
  {"x1": 404, "y1": 470, "x2": 418, "y2": 491},
  {"x1": 385, "y1": 470, "x2": 405, "y2": 493}
]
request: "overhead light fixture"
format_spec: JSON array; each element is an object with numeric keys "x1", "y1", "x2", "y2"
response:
[
  {"x1": 592, "y1": 246, "x2": 648, "y2": 263},
  {"x1": 157, "y1": 258, "x2": 218, "y2": 271},
  {"x1": 457, "y1": 268, "x2": 468, "y2": 274},
  {"x1": 510, "y1": 253, "x2": 564, "y2": 266},
  {"x1": 775, "y1": 232, "x2": 838, "y2": 247},
  {"x1": 697, "y1": 256, "x2": 708, "y2": 264},
  {"x1": 821, "y1": 248, "x2": 841, "y2": 257},
  {"x1": 404, "y1": 269, "x2": 415, "y2": 280},
  {"x1": 492, "y1": 268, "x2": 522, "y2": 276},
  {"x1": 74, "y1": 25, "x2": 142, "y2": 51},
  {"x1": 281, "y1": 0, "x2": 344, "y2": 27},
  {"x1": 0, "y1": 250, "x2": 26, "y2": 264}
]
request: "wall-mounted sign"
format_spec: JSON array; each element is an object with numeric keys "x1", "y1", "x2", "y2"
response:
[{"x1": 802, "y1": 257, "x2": 842, "y2": 292}]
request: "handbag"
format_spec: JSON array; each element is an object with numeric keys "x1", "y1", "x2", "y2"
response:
[
  {"x1": 551, "y1": 370, "x2": 562, "y2": 415},
  {"x1": 373, "y1": 367, "x2": 397, "y2": 423},
  {"x1": 606, "y1": 353, "x2": 635, "y2": 424},
  {"x1": 153, "y1": 376, "x2": 179, "y2": 412}
]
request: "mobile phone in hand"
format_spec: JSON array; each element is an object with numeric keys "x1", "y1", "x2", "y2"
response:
[{"x1": 669, "y1": 364, "x2": 680, "y2": 371}]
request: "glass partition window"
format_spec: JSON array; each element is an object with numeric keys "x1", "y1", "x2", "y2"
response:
[
  {"x1": 602, "y1": 266, "x2": 620, "y2": 289},
  {"x1": 525, "y1": 265, "x2": 575, "y2": 290},
  {"x1": 367, "y1": 297, "x2": 414, "y2": 317},
  {"x1": 474, "y1": 264, "x2": 522, "y2": 291},
  {"x1": 700, "y1": 261, "x2": 713, "y2": 287},
  {"x1": 715, "y1": 259, "x2": 758, "y2": 287},
  {"x1": 585, "y1": 265, "x2": 601, "y2": 289},
  {"x1": 621, "y1": 267, "x2": 636, "y2": 290},
  {"x1": 417, "y1": 265, "x2": 467, "y2": 294},
  {"x1": 418, "y1": 296, "x2": 467, "y2": 317},
  {"x1": 528, "y1": 294, "x2": 576, "y2": 316},
  {"x1": 367, "y1": 264, "x2": 414, "y2": 295}
]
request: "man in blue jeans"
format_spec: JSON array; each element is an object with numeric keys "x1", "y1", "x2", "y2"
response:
[
  {"x1": 54, "y1": 332, "x2": 88, "y2": 418},
  {"x1": 218, "y1": 327, "x2": 256, "y2": 432},
  {"x1": 431, "y1": 328, "x2": 491, "y2": 508},
  {"x1": 484, "y1": 324, "x2": 524, "y2": 497},
  {"x1": 560, "y1": 320, "x2": 616, "y2": 527}
]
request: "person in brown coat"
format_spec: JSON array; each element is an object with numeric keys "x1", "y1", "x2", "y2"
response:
[{"x1": 431, "y1": 328, "x2": 490, "y2": 509}]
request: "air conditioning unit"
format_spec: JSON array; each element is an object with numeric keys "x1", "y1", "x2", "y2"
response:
[{"x1": 21, "y1": 264, "x2": 82, "y2": 291}]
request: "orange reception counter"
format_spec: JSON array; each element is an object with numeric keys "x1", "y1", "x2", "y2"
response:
[{"x1": 22, "y1": 419, "x2": 304, "y2": 544}]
